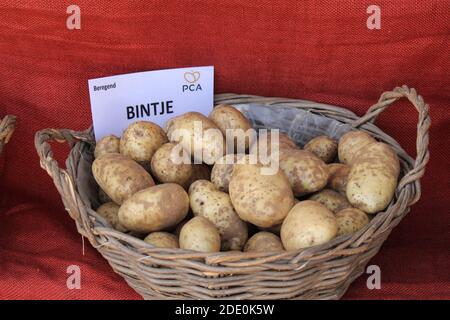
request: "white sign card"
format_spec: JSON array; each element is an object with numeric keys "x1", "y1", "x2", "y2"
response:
[{"x1": 88, "y1": 66, "x2": 214, "y2": 141}]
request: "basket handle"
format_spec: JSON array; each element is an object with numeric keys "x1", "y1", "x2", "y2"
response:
[
  {"x1": 352, "y1": 85, "x2": 431, "y2": 199},
  {"x1": 35, "y1": 128, "x2": 94, "y2": 221},
  {"x1": 0, "y1": 115, "x2": 17, "y2": 153}
]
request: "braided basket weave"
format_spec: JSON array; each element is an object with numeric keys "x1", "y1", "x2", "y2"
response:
[
  {"x1": 0, "y1": 115, "x2": 16, "y2": 155},
  {"x1": 35, "y1": 85, "x2": 430, "y2": 299}
]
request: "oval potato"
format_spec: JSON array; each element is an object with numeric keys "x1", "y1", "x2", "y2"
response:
[
  {"x1": 118, "y1": 183, "x2": 189, "y2": 233},
  {"x1": 309, "y1": 189, "x2": 351, "y2": 213},
  {"x1": 150, "y1": 142, "x2": 192, "y2": 187},
  {"x1": 92, "y1": 153, "x2": 155, "y2": 204},
  {"x1": 94, "y1": 135, "x2": 120, "y2": 158},
  {"x1": 336, "y1": 208, "x2": 369, "y2": 236},
  {"x1": 166, "y1": 112, "x2": 225, "y2": 165},
  {"x1": 189, "y1": 180, "x2": 248, "y2": 251},
  {"x1": 244, "y1": 232, "x2": 284, "y2": 252},
  {"x1": 281, "y1": 200, "x2": 338, "y2": 250},
  {"x1": 211, "y1": 154, "x2": 244, "y2": 192},
  {"x1": 120, "y1": 121, "x2": 168, "y2": 162},
  {"x1": 347, "y1": 142, "x2": 400, "y2": 213},
  {"x1": 229, "y1": 161, "x2": 294, "y2": 228},
  {"x1": 96, "y1": 202, "x2": 128, "y2": 232},
  {"x1": 249, "y1": 131, "x2": 297, "y2": 159},
  {"x1": 209, "y1": 104, "x2": 254, "y2": 152},
  {"x1": 279, "y1": 149, "x2": 329, "y2": 196},
  {"x1": 144, "y1": 232, "x2": 179, "y2": 248},
  {"x1": 338, "y1": 131, "x2": 375, "y2": 165},
  {"x1": 179, "y1": 216, "x2": 221, "y2": 252},
  {"x1": 304, "y1": 135, "x2": 338, "y2": 163}
]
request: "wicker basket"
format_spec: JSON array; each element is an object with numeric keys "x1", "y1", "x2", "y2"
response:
[
  {"x1": 35, "y1": 85, "x2": 430, "y2": 299},
  {"x1": 0, "y1": 115, "x2": 16, "y2": 155}
]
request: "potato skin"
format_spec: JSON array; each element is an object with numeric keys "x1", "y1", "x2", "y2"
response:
[
  {"x1": 211, "y1": 154, "x2": 243, "y2": 192},
  {"x1": 150, "y1": 143, "x2": 192, "y2": 188},
  {"x1": 189, "y1": 180, "x2": 248, "y2": 251},
  {"x1": 244, "y1": 232, "x2": 284, "y2": 252},
  {"x1": 120, "y1": 121, "x2": 168, "y2": 162},
  {"x1": 281, "y1": 200, "x2": 338, "y2": 250},
  {"x1": 309, "y1": 189, "x2": 351, "y2": 213},
  {"x1": 165, "y1": 112, "x2": 225, "y2": 165},
  {"x1": 96, "y1": 202, "x2": 128, "y2": 232},
  {"x1": 94, "y1": 135, "x2": 120, "y2": 158},
  {"x1": 229, "y1": 162, "x2": 295, "y2": 228},
  {"x1": 279, "y1": 150, "x2": 329, "y2": 196},
  {"x1": 336, "y1": 208, "x2": 369, "y2": 236},
  {"x1": 179, "y1": 216, "x2": 221, "y2": 252},
  {"x1": 327, "y1": 163, "x2": 350, "y2": 195},
  {"x1": 304, "y1": 136, "x2": 338, "y2": 163},
  {"x1": 144, "y1": 232, "x2": 179, "y2": 248},
  {"x1": 338, "y1": 131, "x2": 375, "y2": 165},
  {"x1": 346, "y1": 142, "x2": 400, "y2": 213},
  {"x1": 209, "y1": 104, "x2": 253, "y2": 152},
  {"x1": 92, "y1": 153, "x2": 155, "y2": 204},
  {"x1": 118, "y1": 183, "x2": 189, "y2": 233}
]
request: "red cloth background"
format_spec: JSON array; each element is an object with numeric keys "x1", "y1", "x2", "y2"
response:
[{"x1": 0, "y1": 1, "x2": 449, "y2": 299}]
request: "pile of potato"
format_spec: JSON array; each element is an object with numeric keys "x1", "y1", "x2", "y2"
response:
[{"x1": 93, "y1": 105, "x2": 400, "y2": 253}]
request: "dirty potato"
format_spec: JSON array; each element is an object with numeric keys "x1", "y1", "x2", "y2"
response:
[
  {"x1": 118, "y1": 183, "x2": 189, "y2": 233},
  {"x1": 165, "y1": 112, "x2": 225, "y2": 165},
  {"x1": 281, "y1": 200, "x2": 338, "y2": 250},
  {"x1": 336, "y1": 208, "x2": 369, "y2": 236},
  {"x1": 244, "y1": 232, "x2": 284, "y2": 252},
  {"x1": 279, "y1": 149, "x2": 329, "y2": 196},
  {"x1": 304, "y1": 135, "x2": 338, "y2": 163},
  {"x1": 144, "y1": 232, "x2": 179, "y2": 248},
  {"x1": 309, "y1": 189, "x2": 351, "y2": 213},
  {"x1": 96, "y1": 202, "x2": 128, "y2": 232},
  {"x1": 209, "y1": 104, "x2": 254, "y2": 152},
  {"x1": 249, "y1": 131, "x2": 297, "y2": 159},
  {"x1": 92, "y1": 153, "x2": 155, "y2": 204},
  {"x1": 338, "y1": 131, "x2": 376, "y2": 165},
  {"x1": 120, "y1": 121, "x2": 168, "y2": 162},
  {"x1": 189, "y1": 180, "x2": 248, "y2": 251},
  {"x1": 210, "y1": 154, "x2": 244, "y2": 192},
  {"x1": 150, "y1": 142, "x2": 192, "y2": 187},
  {"x1": 229, "y1": 160, "x2": 295, "y2": 228},
  {"x1": 347, "y1": 142, "x2": 400, "y2": 213},
  {"x1": 179, "y1": 216, "x2": 221, "y2": 252},
  {"x1": 94, "y1": 135, "x2": 120, "y2": 158}
]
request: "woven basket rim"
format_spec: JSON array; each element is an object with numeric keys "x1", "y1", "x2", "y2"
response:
[{"x1": 34, "y1": 85, "x2": 431, "y2": 299}]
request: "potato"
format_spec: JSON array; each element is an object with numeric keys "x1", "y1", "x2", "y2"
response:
[
  {"x1": 229, "y1": 161, "x2": 295, "y2": 228},
  {"x1": 173, "y1": 219, "x2": 189, "y2": 236},
  {"x1": 347, "y1": 142, "x2": 400, "y2": 213},
  {"x1": 118, "y1": 183, "x2": 189, "y2": 233},
  {"x1": 94, "y1": 135, "x2": 120, "y2": 158},
  {"x1": 327, "y1": 163, "x2": 350, "y2": 195},
  {"x1": 120, "y1": 121, "x2": 168, "y2": 162},
  {"x1": 165, "y1": 112, "x2": 225, "y2": 165},
  {"x1": 144, "y1": 232, "x2": 179, "y2": 248},
  {"x1": 281, "y1": 200, "x2": 338, "y2": 250},
  {"x1": 244, "y1": 232, "x2": 284, "y2": 252},
  {"x1": 150, "y1": 142, "x2": 192, "y2": 187},
  {"x1": 211, "y1": 154, "x2": 244, "y2": 192},
  {"x1": 92, "y1": 153, "x2": 155, "y2": 204},
  {"x1": 279, "y1": 150, "x2": 329, "y2": 196},
  {"x1": 338, "y1": 131, "x2": 376, "y2": 165},
  {"x1": 179, "y1": 216, "x2": 221, "y2": 252},
  {"x1": 189, "y1": 180, "x2": 248, "y2": 250},
  {"x1": 209, "y1": 104, "x2": 253, "y2": 152},
  {"x1": 96, "y1": 202, "x2": 128, "y2": 232},
  {"x1": 309, "y1": 189, "x2": 351, "y2": 213},
  {"x1": 336, "y1": 208, "x2": 369, "y2": 236},
  {"x1": 304, "y1": 136, "x2": 337, "y2": 163},
  {"x1": 249, "y1": 131, "x2": 297, "y2": 159}
]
